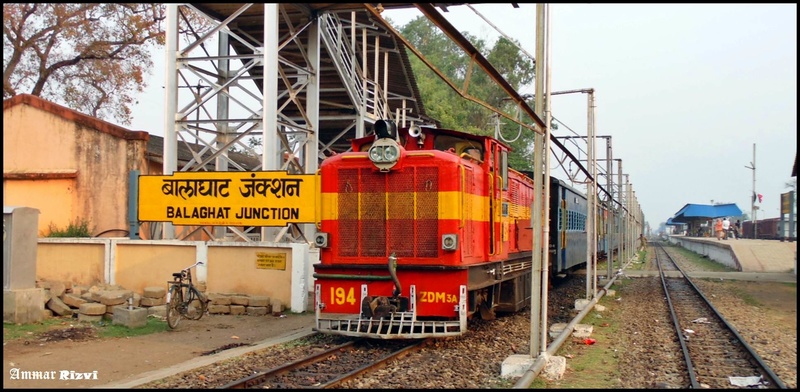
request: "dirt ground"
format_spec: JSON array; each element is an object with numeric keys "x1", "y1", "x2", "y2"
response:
[
  {"x1": 3, "y1": 279, "x2": 796, "y2": 389},
  {"x1": 3, "y1": 312, "x2": 316, "y2": 389}
]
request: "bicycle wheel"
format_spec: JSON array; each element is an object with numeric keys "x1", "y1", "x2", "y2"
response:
[
  {"x1": 166, "y1": 285, "x2": 182, "y2": 329},
  {"x1": 185, "y1": 286, "x2": 207, "y2": 320}
]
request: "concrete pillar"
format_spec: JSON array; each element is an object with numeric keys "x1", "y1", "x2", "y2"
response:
[{"x1": 3, "y1": 206, "x2": 45, "y2": 324}]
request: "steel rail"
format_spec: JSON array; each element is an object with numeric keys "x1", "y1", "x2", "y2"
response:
[
  {"x1": 219, "y1": 338, "x2": 428, "y2": 389},
  {"x1": 655, "y1": 242, "x2": 787, "y2": 389}
]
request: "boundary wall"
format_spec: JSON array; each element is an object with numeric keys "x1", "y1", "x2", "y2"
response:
[{"x1": 35, "y1": 238, "x2": 318, "y2": 313}]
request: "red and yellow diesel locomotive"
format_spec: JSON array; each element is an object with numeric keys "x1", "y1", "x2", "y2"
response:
[{"x1": 313, "y1": 120, "x2": 537, "y2": 339}]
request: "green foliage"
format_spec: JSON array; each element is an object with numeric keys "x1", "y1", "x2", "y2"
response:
[
  {"x1": 43, "y1": 217, "x2": 94, "y2": 237},
  {"x1": 671, "y1": 245, "x2": 737, "y2": 272},
  {"x1": 3, "y1": 318, "x2": 65, "y2": 340},
  {"x1": 546, "y1": 294, "x2": 622, "y2": 388},
  {"x1": 95, "y1": 317, "x2": 168, "y2": 338},
  {"x1": 396, "y1": 17, "x2": 537, "y2": 172},
  {"x1": 3, "y1": 4, "x2": 211, "y2": 126},
  {"x1": 3, "y1": 316, "x2": 167, "y2": 341}
]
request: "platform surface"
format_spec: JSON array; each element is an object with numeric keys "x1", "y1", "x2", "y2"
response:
[{"x1": 676, "y1": 236, "x2": 796, "y2": 273}]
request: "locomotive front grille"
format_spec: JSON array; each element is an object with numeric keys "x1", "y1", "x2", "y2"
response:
[{"x1": 337, "y1": 167, "x2": 439, "y2": 258}]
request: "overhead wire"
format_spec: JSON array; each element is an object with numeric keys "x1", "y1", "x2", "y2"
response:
[{"x1": 443, "y1": 5, "x2": 625, "y2": 210}]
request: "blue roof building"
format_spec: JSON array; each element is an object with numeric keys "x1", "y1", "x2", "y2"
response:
[
  {"x1": 670, "y1": 203, "x2": 743, "y2": 223},
  {"x1": 669, "y1": 203, "x2": 743, "y2": 237}
]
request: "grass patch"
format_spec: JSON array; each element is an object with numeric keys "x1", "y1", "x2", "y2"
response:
[
  {"x1": 3, "y1": 315, "x2": 168, "y2": 341},
  {"x1": 729, "y1": 287, "x2": 760, "y2": 307},
  {"x1": 540, "y1": 289, "x2": 624, "y2": 389},
  {"x1": 3, "y1": 317, "x2": 67, "y2": 340},
  {"x1": 613, "y1": 248, "x2": 649, "y2": 271},
  {"x1": 669, "y1": 245, "x2": 737, "y2": 272},
  {"x1": 95, "y1": 317, "x2": 168, "y2": 338}
]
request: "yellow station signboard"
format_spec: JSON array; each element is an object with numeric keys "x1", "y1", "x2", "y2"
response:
[{"x1": 138, "y1": 171, "x2": 317, "y2": 226}]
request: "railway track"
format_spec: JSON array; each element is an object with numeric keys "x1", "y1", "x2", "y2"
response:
[
  {"x1": 653, "y1": 242, "x2": 787, "y2": 389},
  {"x1": 219, "y1": 338, "x2": 429, "y2": 389}
]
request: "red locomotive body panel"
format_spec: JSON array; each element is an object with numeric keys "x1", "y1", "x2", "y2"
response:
[
  {"x1": 313, "y1": 122, "x2": 536, "y2": 338},
  {"x1": 316, "y1": 149, "x2": 485, "y2": 267},
  {"x1": 315, "y1": 269, "x2": 467, "y2": 317}
]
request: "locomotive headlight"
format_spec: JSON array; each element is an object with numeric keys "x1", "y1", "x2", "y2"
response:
[
  {"x1": 442, "y1": 234, "x2": 458, "y2": 251},
  {"x1": 368, "y1": 145, "x2": 400, "y2": 163},
  {"x1": 368, "y1": 138, "x2": 401, "y2": 171},
  {"x1": 369, "y1": 146, "x2": 384, "y2": 161},
  {"x1": 383, "y1": 145, "x2": 399, "y2": 161}
]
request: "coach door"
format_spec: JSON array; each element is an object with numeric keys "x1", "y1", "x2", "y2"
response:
[{"x1": 488, "y1": 143, "x2": 507, "y2": 256}]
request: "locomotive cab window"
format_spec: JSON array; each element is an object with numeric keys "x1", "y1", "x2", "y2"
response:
[{"x1": 433, "y1": 135, "x2": 483, "y2": 159}]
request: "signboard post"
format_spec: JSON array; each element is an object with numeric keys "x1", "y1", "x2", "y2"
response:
[{"x1": 780, "y1": 191, "x2": 795, "y2": 242}]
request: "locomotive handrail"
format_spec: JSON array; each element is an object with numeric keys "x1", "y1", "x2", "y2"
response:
[
  {"x1": 488, "y1": 172, "x2": 496, "y2": 256},
  {"x1": 497, "y1": 175, "x2": 504, "y2": 256},
  {"x1": 312, "y1": 273, "x2": 393, "y2": 281},
  {"x1": 315, "y1": 169, "x2": 322, "y2": 229},
  {"x1": 459, "y1": 165, "x2": 465, "y2": 228}
]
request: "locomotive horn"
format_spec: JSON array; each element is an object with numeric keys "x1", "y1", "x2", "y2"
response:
[{"x1": 408, "y1": 124, "x2": 421, "y2": 138}]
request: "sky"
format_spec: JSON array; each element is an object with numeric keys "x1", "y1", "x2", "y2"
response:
[{"x1": 129, "y1": 4, "x2": 797, "y2": 229}]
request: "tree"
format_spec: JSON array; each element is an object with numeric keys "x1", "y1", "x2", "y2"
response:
[
  {"x1": 395, "y1": 16, "x2": 536, "y2": 171},
  {"x1": 4, "y1": 4, "x2": 169, "y2": 125}
]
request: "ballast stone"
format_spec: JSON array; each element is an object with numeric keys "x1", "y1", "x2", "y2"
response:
[
  {"x1": 542, "y1": 355, "x2": 566, "y2": 380},
  {"x1": 549, "y1": 322, "x2": 569, "y2": 338},
  {"x1": 572, "y1": 323, "x2": 594, "y2": 338},
  {"x1": 499, "y1": 355, "x2": 567, "y2": 380},
  {"x1": 500, "y1": 354, "x2": 535, "y2": 378}
]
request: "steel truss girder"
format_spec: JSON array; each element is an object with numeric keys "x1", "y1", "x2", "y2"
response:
[{"x1": 165, "y1": 4, "x2": 422, "y2": 243}]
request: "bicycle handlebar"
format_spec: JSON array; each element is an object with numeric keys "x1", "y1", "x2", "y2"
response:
[{"x1": 181, "y1": 261, "x2": 204, "y2": 272}]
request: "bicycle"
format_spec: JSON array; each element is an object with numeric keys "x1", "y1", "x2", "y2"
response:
[{"x1": 166, "y1": 261, "x2": 208, "y2": 329}]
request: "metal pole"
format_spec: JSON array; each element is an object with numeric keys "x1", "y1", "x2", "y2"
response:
[
  {"x1": 617, "y1": 160, "x2": 624, "y2": 265},
  {"x1": 754, "y1": 144, "x2": 757, "y2": 239},
  {"x1": 585, "y1": 91, "x2": 592, "y2": 299},
  {"x1": 540, "y1": 2, "x2": 553, "y2": 356},
  {"x1": 585, "y1": 90, "x2": 597, "y2": 300},
  {"x1": 162, "y1": 4, "x2": 179, "y2": 240},
  {"x1": 625, "y1": 175, "x2": 631, "y2": 262},
  {"x1": 745, "y1": 143, "x2": 756, "y2": 239},
  {"x1": 605, "y1": 137, "x2": 613, "y2": 279},
  {"x1": 528, "y1": 3, "x2": 546, "y2": 357},
  {"x1": 262, "y1": 4, "x2": 281, "y2": 242}
]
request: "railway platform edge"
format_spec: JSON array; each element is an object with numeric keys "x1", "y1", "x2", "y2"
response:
[{"x1": 667, "y1": 236, "x2": 796, "y2": 274}]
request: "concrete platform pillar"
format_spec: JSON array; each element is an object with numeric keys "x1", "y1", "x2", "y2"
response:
[
  {"x1": 3, "y1": 288, "x2": 45, "y2": 324},
  {"x1": 3, "y1": 206, "x2": 44, "y2": 324}
]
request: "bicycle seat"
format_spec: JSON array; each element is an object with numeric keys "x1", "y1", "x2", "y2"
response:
[{"x1": 172, "y1": 272, "x2": 183, "y2": 278}]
